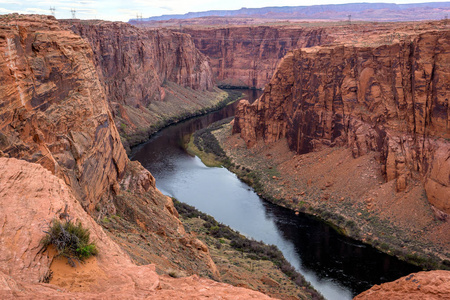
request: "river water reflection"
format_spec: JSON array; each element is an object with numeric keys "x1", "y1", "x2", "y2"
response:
[{"x1": 131, "y1": 89, "x2": 421, "y2": 300}]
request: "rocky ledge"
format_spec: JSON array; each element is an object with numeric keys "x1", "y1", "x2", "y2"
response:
[
  {"x1": 0, "y1": 157, "x2": 274, "y2": 299},
  {"x1": 354, "y1": 270, "x2": 450, "y2": 299}
]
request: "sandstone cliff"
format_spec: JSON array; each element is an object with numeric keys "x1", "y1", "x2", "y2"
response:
[
  {"x1": 67, "y1": 19, "x2": 213, "y2": 104},
  {"x1": 176, "y1": 21, "x2": 448, "y2": 92},
  {"x1": 0, "y1": 157, "x2": 273, "y2": 299},
  {"x1": 0, "y1": 14, "x2": 218, "y2": 279},
  {"x1": 233, "y1": 30, "x2": 450, "y2": 214},
  {"x1": 64, "y1": 20, "x2": 230, "y2": 149},
  {"x1": 0, "y1": 14, "x2": 127, "y2": 214},
  {"x1": 182, "y1": 26, "x2": 332, "y2": 89}
]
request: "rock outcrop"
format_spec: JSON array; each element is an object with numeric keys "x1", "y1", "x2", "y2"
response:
[
  {"x1": 354, "y1": 270, "x2": 450, "y2": 299},
  {"x1": 0, "y1": 157, "x2": 273, "y2": 299},
  {"x1": 233, "y1": 29, "x2": 450, "y2": 213},
  {"x1": 176, "y1": 21, "x2": 448, "y2": 91},
  {"x1": 0, "y1": 14, "x2": 127, "y2": 214},
  {"x1": 68, "y1": 20, "x2": 213, "y2": 105},
  {"x1": 0, "y1": 14, "x2": 218, "y2": 280},
  {"x1": 64, "y1": 20, "x2": 229, "y2": 149},
  {"x1": 182, "y1": 26, "x2": 332, "y2": 89}
]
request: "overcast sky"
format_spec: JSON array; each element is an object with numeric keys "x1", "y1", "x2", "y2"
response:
[{"x1": 1, "y1": 0, "x2": 449, "y2": 22}]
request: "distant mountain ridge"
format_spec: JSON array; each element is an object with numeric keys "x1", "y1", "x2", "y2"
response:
[{"x1": 132, "y1": 2, "x2": 450, "y2": 22}]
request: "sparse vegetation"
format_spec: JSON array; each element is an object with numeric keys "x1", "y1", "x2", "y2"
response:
[
  {"x1": 122, "y1": 89, "x2": 244, "y2": 153},
  {"x1": 173, "y1": 198, "x2": 323, "y2": 299},
  {"x1": 40, "y1": 218, "x2": 98, "y2": 267},
  {"x1": 187, "y1": 117, "x2": 233, "y2": 166},
  {"x1": 189, "y1": 120, "x2": 450, "y2": 271}
]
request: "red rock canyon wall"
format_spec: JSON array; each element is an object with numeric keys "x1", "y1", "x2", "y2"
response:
[
  {"x1": 64, "y1": 20, "x2": 227, "y2": 149},
  {"x1": 183, "y1": 26, "x2": 332, "y2": 89},
  {"x1": 68, "y1": 20, "x2": 214, "y2": 107},
  {"x1": 0, "y1": 15, "x2": 128, "y2": 213},
  {"x1": 233, "y1": 30, "x2": 450, "y2": 213},
  {"x1": 0, "y1": 14, "x2": 219, "y2": 279}
]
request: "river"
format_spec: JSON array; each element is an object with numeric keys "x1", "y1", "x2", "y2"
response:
[{"x1": 131, "y1": 89, "x2": 421, "y2": 300}]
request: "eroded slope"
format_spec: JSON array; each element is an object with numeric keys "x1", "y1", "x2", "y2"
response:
[
  {"x1": 65, "y1": 20, "x2": 230, "y2": 149},
  {"x1": 227, "y1": 28, "x2": 449, "y2": 266},
  {"x1": 234, "y1": 30, "x2": 449, "y2": 213},
  {"x1": 0, "y1": 14, "x2": 218, "y2": 279},
  {"x1": 0, "y1": 157, "x2": 274, "y2": 299}
]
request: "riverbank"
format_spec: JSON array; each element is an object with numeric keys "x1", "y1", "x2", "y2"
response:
[
  {"x1": 188, "y1": 121, "x2": 450, "y2": 271},
  {"x1": 173, "y1": 199, "x2": 324, "y2": 300},
  {"x1": 119, "y1": 86, "x2": 244, "y2": 153},
  {"x1": 186, "y1": 118, "x2": 234, "y2": 167}
]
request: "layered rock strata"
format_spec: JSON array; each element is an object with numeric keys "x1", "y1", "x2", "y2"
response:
[
  {"x1": 65, "y1": 20, "x2": 227, "y2": 148},
  {"x1": 177, "y1": 21, "x2": 449, "y2": 91},
  {"x1": 233, "y1": 30, "x2": 450, "y2": 214},
  {"x1": 0, "y1": 157, "x2": 273, "y2": 299},
  {"x1": 0, "y1": 14, "x2": 127, "y2": 214},
  {"x1": 67, "y1": 20, "x2": 213, "y2": 103},
  {"x1": 0, "y1": 14, "x2": 218, "y2": 278},
  {"x1": 182, "y1": 26, "x2": 332, "y2": 89}
]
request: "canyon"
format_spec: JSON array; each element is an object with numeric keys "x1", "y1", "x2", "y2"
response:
[
  {"x1": 0, "y1": 11, "x2": 449, "y2": 300},
  {"x1": 0, "y1": 14, "x2": 269, "y2": 299},
  {"x1": 0, "y1": 156, "x2": 272, "y2": 299},
  {"x1": 151, "y1": 21, "x2": 448, "y2": 92},
  {"x1": 63, "y1": 19, "x2": 232, "y2": 150},
  {"x1": 180, "y1": 26, "x2": 332, "y2": 89},
  {"x1": 228, "y1": 23, "x2": 450, "y2": 267}
]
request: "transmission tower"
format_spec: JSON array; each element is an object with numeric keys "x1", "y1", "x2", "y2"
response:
[
  {"x1": 50, "y1": 7, "x2": 55, "y2": 17},
  {"x1": 71, "y1": 9, "x2": 76, "y2": 19},
  {"x1": 135, "y1": 13, "x2": 143, "y2": 25},
  {"x1": 348, "y1": 14, "x2": 351, "y2": 24}
]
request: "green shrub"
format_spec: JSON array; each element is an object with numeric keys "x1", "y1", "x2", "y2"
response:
[
  {"x1": 76, "y1": 244, "x2": 98, "y2": 259},
  {"x1": 41, "y1": 218, "x2": 98, "y2": 266}
]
